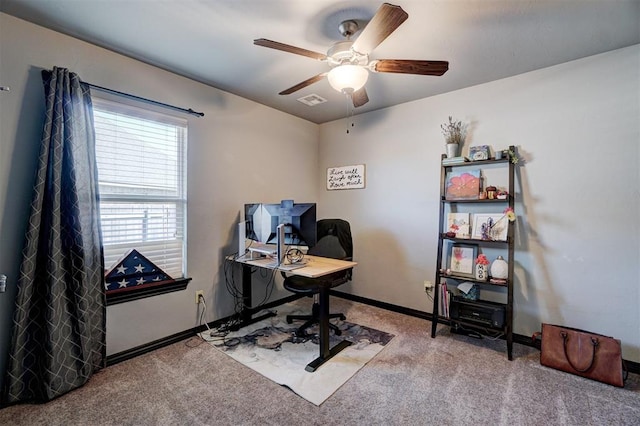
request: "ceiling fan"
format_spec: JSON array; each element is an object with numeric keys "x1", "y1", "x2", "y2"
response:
[{"x1": 254, "y1": 2, "x2": 449, "y2": 108}]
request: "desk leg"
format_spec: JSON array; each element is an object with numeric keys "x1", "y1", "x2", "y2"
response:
[
  {"x1": 230, "y1": 263, "x2": 276, "y2": 331},
  {"x1": 305, "y1": 286, "x2": 352, "y2": 372}
]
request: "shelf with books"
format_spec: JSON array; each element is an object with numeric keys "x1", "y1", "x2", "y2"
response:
[{"x1": 431, "y1": 145, "x2": 517, "y2": 360}]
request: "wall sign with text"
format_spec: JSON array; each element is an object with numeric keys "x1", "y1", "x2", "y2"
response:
[{"x1": 326, "y1": 164, "x2": 366, "y2": 190}]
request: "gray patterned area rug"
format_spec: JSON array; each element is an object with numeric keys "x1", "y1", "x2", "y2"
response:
[{"x1": 203, "y1": 302, "x2": 394, "y2": 405}]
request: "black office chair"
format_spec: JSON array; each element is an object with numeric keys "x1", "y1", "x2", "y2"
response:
[{"x1": 283, "y1": 219, "x2": 353, "y2": 337}]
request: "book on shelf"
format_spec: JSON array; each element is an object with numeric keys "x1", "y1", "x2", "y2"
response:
[
  {"x1": 442, "y1": 156, "x2": 469, "y2": 165},
  {"x1": 440, "y1": 281, "x2": 450, "y2": 318}
]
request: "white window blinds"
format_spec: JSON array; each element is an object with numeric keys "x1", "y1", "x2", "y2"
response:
[{"x1": 93, "y1": 97, "x2": 187, "y2": 279}]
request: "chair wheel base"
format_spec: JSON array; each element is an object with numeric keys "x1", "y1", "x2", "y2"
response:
[{"x1": 286, "y1": 307, "x2": 346, "y2": 338}]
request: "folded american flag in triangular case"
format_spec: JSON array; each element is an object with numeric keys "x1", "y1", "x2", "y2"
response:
[{"x1": 105, "y1": 249, "x2": 173, "y2": 292}]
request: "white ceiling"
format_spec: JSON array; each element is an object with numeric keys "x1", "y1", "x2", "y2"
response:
[{"x1": 2, "y1": 1, "x2": 639, "y2": 124}]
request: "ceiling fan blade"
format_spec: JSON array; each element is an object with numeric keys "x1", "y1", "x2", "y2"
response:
[
  {"x1": 372, "y1": 59, "x2": 449, "y2": 76},
  {"x1": 279, "y1": 73, "x2": 328, "y2": 95},
  {"x1": 254, "y1": 38, "x2": 327, "y2": 61},
  {"x1": 352, "y1": 87, "x2": 369, "y2": 108},
  {"x1": 351, "y1": 3, "x2": 408, "y2": 54}
]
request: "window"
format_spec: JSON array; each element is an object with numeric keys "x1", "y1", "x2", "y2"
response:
[{"x1": 93, "y1": 97, "x2": 187, "y2": 298}]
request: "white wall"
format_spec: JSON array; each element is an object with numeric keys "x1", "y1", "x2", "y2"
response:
[
  {"x1": 0, "y1": 12, "x2": 319, "y2": 379},
  {"x1": 319, "y1": 44, "x2": 640, "y2": 362}
]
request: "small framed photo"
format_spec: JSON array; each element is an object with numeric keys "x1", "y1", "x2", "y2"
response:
[
  {"x1": 471, "y1": 213, "x2": 508, "y2": 241},
  {"x1": 447, "y1": 213, "x2": 470, "y2": 238},
  {"x1": 447, "y1": 243, "x2": 478, "y2": 278},
  {"x1": 469, "y1": 145, "x2": 490, "y2": 161}
]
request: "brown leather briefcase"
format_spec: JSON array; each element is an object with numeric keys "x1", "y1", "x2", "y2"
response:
[{"x1": 539, "y1": 323, "x2": 626, "y2": 387}]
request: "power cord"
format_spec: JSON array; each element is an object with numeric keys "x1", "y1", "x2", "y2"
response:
[
  {"x1": 195, "y1": 295, "x2": 220, "y2": 343},
  {"x1": 191, "y1": 244, "x2": 296, "y2": 350}
]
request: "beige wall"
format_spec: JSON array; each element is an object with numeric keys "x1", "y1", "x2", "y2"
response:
[{"x1": 318, "y1": 44, "x2": 640, "y2": 362}]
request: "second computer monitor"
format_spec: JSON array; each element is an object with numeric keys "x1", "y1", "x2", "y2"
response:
[{"x1": 244, "y1": 200, "x2": 316, "y2": 248}]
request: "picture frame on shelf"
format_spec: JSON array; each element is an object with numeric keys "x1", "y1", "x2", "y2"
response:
[
  {"x1": 446, "y1": 213, "x2": 470, "y2": 238},
  {"x1": 489, "y1": 215, "x2": 509, "y2": 241},
  {"x1": 471, "y1": 213, "x2": 508, "y2": 241},
  {"x1": 447, "y1": 243, "x2": 478, "y2": 278},
  {"x1": 469, "y1": 145, "x2": 490, "y2": 161},
  {"x1": 444, "y1": 169, "x2": 481, "y2": 200}
]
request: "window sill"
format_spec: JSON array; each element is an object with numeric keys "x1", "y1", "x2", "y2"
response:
[{"x1": 106, "y1": 277, "x2": 192, "y2": 306}]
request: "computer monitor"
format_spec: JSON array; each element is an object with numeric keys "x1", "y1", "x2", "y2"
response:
[
  {"x1": 244, "y1": 203, "x2": 265, "y2": 243},
  {"x1": 244, "y1": 200, "x2": 317, "y2": 248}
]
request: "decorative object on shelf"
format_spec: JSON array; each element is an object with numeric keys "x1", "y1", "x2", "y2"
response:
[
  {"x1": 504, "y1": 207, "x2": 516, "y2": 222},
  {"x1": 445, "y1": 143, "x2": 458, "y2": 159},
  {"x1": 490, "y1": 255, "x2": 509, "y2": 279},
  {"x1": 457, "y1": 282, "x2": 478, "y2": 301},
  {"x1": 441, "y1": 116, "x2": 466, "y2": 158},
  {"x1": 497, "y1": 190, "x2": 508, "y2": 200},
  {"x1": 469, "y1": 145, "x2": 490, "y2": 161},
  {"x1": 491, "y1": 216, "x2": 509, "y2": 241},
  {"x1": 481, "y1": 218, "x2": 493, "y2": 240},
  {"x1": 445, "y1": 169, "x2": 480, "y2": 200},
  {"x1": 448, "y1": 244, "x2": 477, "y2": 279},
  {"x1": 471, "y1": 213, "x2": 506, "y2": 241},
  {"x1": 475, "y1": 254, "x2": 490, "y2": 281},
  {"x1": 486, "y1": 185, "x2": 497, "y2": 199},
  {"x1": 495, "y1": 150, "x2": 504, "y2": 160},
  {"x1": 441, "y1": 156, "x2": 469, "y2": 165},
  {"x1": 447, "y1": 213, "x2": 470, "y2": 238}
]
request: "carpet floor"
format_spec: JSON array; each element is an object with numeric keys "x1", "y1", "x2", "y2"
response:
[{"x1": 1, "y1": 297, "x2": 639, "y2": 425}]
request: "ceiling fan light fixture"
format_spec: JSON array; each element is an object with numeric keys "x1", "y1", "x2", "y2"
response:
[{"x1": 327, "y1": 65, "x2": 369, "y2": 94}]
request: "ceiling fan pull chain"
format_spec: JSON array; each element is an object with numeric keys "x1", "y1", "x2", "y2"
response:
[{"x1": 345, "y1": 92, "x2": 354, "y2": 134}]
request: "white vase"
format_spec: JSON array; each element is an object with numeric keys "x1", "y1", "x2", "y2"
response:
[
  {"x1": 445, "y1": 143, "x2": 459, "y2": 158},
  {"x1": 490, "y1": 256, "x2": 508, "y2": 279}
]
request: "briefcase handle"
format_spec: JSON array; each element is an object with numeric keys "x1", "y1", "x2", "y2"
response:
[{"x1": 561, "y1": 331, "x2": 598, "y2": 373}]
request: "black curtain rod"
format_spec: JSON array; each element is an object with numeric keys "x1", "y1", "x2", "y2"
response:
[
  {"x1": 87, "y1": 83, "x2": 204, "y2": 117},
  {"x1": 41, "y1": 70, "x2": 204, "y2": 117}
]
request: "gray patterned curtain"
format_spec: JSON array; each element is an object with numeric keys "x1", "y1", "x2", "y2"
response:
[{"x1": 2, "y1": 67, "x2": 106, "y2": 403}]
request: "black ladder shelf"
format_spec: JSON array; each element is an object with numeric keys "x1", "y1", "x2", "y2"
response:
[{"x1": 430, "y1": 146, "x2": 517, "y2": 360}]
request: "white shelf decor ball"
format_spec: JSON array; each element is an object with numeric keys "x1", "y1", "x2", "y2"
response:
[{"x1": 490, "y1": 256, "x2": 508, "y2": 279}]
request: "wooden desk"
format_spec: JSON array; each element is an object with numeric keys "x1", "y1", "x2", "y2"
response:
[{"x1": 230, "y1": 254, "x2": 357, "y2": 372}]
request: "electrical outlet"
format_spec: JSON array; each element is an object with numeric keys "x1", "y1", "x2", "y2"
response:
[
  {"x1": 195, "y1": 290, "x2": 204, "y2": 304},
  {"x1": 424, "y1": 280, "x2": 434, "y2": 289}
]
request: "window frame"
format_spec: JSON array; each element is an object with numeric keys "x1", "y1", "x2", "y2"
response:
[{"x1": 91, "y1": 93, "x2": 190, "y2": 304}]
